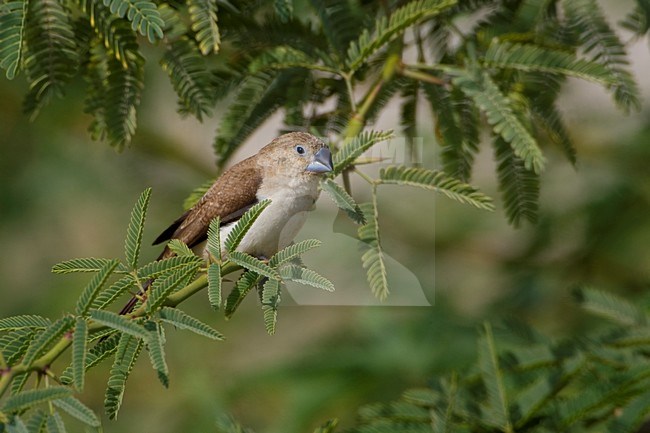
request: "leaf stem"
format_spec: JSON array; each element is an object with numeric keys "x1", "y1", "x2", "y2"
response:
[
  {"x1": 343, "y1": 73, "x2": 357, "y2": 112},
  {"x1": 400, "y1": 68, "x2": 447, "y2": 86},
  {"x1": 0, "y1": 369, "x2": 12, "y2": 399},
  {"x1": 354, "y1": 168, "x2": 377, "y2": 185}
]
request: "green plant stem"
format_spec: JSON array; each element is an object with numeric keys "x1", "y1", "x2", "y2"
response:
[
  {"x1": 354, "y1": 168, "x2": 376, "y2": 185},
  {"x1": 343, "y1": 73, "x2": 357, "y2": 112},
  {"x1": 400, "y1": 68, "x2": 446, "y2": 86},
  {"x1": 0, "y1": 261, "x2": 243, "y2": 399}
]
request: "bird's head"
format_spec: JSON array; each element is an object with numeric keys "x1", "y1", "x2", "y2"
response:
[{"x1": 258, "y1": 132, "x2": 333, "y2": 180}]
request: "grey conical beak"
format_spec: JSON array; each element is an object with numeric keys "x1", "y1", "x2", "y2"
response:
[{"x1": 306, "y1": 147, "x2": 333, "y2": 173}]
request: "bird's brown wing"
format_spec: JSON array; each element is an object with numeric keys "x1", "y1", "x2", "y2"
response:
[
  {"x1": 116, "y1": 157, "x2": 262, "y2": 317},
  {"x1": 153, "y1": 156, "x2": 262, "y2": 253}
]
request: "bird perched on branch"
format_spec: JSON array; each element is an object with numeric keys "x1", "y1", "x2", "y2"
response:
[{"x1": 120, "y1": 132, "x2": 333, "y2": 314}]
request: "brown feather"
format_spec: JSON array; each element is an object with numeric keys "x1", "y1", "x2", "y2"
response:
[{"x1": 155, "y1": 156, "x2": 262, "y2": 260}]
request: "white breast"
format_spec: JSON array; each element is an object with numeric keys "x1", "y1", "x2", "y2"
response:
[{"x1": 219, "y1": 178, "x2": 320, "y2": 259}]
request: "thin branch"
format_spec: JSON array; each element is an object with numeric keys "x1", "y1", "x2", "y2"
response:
[
  {"x1": 400, "y1": 67, "x2": 447, "y2": 86},
  {"x1": 342, "y1": 170, "x2": 352, "y2": 194},
  {"x1": 343, "y1": 73, "x2": 357, "y2": 112},
  {"x1": 354, "y1": 168, "x2": 376, "y2": 185}
]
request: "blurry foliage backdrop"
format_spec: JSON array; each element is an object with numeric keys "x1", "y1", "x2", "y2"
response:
[{"x1": 1, "y1": 0, "x2": 650, "y2": 432}]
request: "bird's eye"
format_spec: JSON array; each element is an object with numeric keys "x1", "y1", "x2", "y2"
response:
[{"x1": 295, "y1": 145, "x2": 305, "y2": 155}]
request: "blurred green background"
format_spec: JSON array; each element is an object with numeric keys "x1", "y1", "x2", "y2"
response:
[{"x1": 2, "y1": 2, "x2": 650, "y2": 432}]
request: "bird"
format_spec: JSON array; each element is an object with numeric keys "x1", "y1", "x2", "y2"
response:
[{"x1": 119, "y1": 132, "x2": 333, "y2": 314}]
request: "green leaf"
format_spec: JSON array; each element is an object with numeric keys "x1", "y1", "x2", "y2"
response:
[
  {"x1": 620, "y1": 2, "x2": 650, "y2": 36},
  {"x1": 52, "y1": 257, "x2": 122, "y2": 274},
  {"x1": 332, "y1": 130, "x2": 394, "y2": 175},
  {"x1": 313, "y1": 419, "x2": 339, "y2": 433},
  {"x1": 455, "y1": 71, "x2": 545, "y2": 174},
  {"x1": 529, "y1": 98, "x2": 576, "y2": 166},
  {"x1": 45, "y1": 412, "x2": 65, "y2": 433},
  {"x1": 478, "y1": 323, "x2": 512, "y2": 432},
  {"x1": 188, "y1": 0, "x2": 220, "y2": 54},
  {"x1": 274, "y1": 0, "x2": 293, "y2": 22},
  {"x1": 270, "y1": 239, "x2": 322, "y2": 267},
  {"x1": 484, "y1": 40, "x2": 616, "y2": 85},
  {"x1": 224, "y1": 271, "x2": 260, "y2": 319},
  {"x1": 358, "y1": 197, "x2": 389, "y2": 301},
  {"x1": 320, "y1": 179, "x2": 366, "y2": 224},
  {"x1": 159, "y1": 2, "x2": 187, "y2": 39},
  {"x1": 379, "y1": 166, "x2": 495, "y2": 211},
  {"x1": 103, "y1": 0, "x2": 164, "y2": 42},
  {"x1": 1, "y1": 387, "x2": 71, "y2": 413},
  {"x1": 345, "y1": 0, "x2": 457, "y2": 72},
  {"x1": 261, "y1": 279, "x2": 281, "y2": 335},
  {"x1": 53, "y1": 397, "x2": 100, "y2": 427},
  {"x1": 91, "y1": 275, "x2": 136, "y2": 310},
  {"x1": 207, "y1": 263, "x2": 222, "y2": 310},
  {"x1": 22, "y1": 0, "x2": 79, "y2": 119},
  {"x1": 0, "y1": 329, "x2": 35, "y2": 365},
  {"x1": 145, "y1": 264, "x2": 199, "y2": 314},
  {"x1": 75, "y1": 259, "x2": 120, "y2": 316},
  {"x1": 214, "y1": 71, "x2": 281, "y2": 168},
  {"x1": 161, "y1": 37, "x2": 214, "y2": 120},
  {"x1": 0, "y1": 315, "x2": 50, "y2": 332},
  {"x1": 72, "y1": 318, "x2": 88, "y2": 391},
  {"x1": 89, "y1": 310, "x2": 149, "y2": 340},
  {"x1": 606, "y1": 390, "x2": 650, "y2": 433},
  {"x1": 23, "y1": 316, "x2": 75, "y2": 366},
  {"x1": 248, "y1": 46, "x2": 336, "y2": 74},
  {"x1": 5, "y1": 415, "x2": 29, "y2": 433},
  {"x1": 574, "y1": 287, "x2": 650, "y2": 327},
  {"x1": 137, "y1": 255, "x2": 203, "y2": 280},
  {"x1": 0, "y1": 1, "x2": 28, "y2": 79},
  {"x1": 104, "y1": 333, "x2": 143, "y2": 419},
  {"x1": 514, "y1": 372, "x2": 559, "y2": 428},
  {"x1": 124, "y1": 188, "x2": 152, "y2": 269},
  {"x1": 279, "y1": 265, "x2": 334, "y2": 292},
  {"x1": 10, "y1": 372, "x2": 29, "y2": 395},
  {"x1": 424, "y1": 84, "x2": 480, "y2": 182},
  {"x1": 207, "y1": 217, "x2": 222, "y2": 262},
  {"x1": 25, "y1": 409, "x2": 48, "y2": 433},
  {"x1": 61, "y1": 333, "x2": 121, "y2": 384},
  {"x1": 103, "y1": 50, "x2": 145, "y2": 149},
  {"x1": 564, "y1": 0, "x2": 641, "y2": 113},
  {"x1": 78, "y1": 0, "x2": 139, "y2": 68},
  {"x1": 228, "y1": 251, "x2": 280, "y2": 281},
  {"x1": 159, "y1": 307, "x2": 224, "y2": 340},
  {"x1": 166, "y1": 239, "x2": 196, "y2": 257},
  {"x1": 310, "y1": 0, "x2": 365, "y2": 55},
  {"x1": 144, "y1": 321, "x2": 168, "y2": 387},
  {"x1": 224, "y1": 200, "x2": 271, "y2": 252},
  {"x1": 493, "y1": 137, "x2": 539, "y2": 227}
]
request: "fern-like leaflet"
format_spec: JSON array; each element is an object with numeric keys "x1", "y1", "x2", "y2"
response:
[
  {"x1": 379, "y1": 165, "x2": 495, "y2": 211},
  {"x1": 102, "y1": 0, "x2": 164, "y2": 42},
  {"x1": 161, "y1": 38, "x2": 214, "y2": 121},
  {"x1": 345, "y1": 0, "x2": 457, "y2": 72},
  {"x1": 187, "y1": 0, "x2": 220, "y2": 55},
  {"x1": 357, "y1": 195, "x2": 389, "y2": 301},
  {"x1": 0, "y1": 0, "x2": 27, "y2": 79},
  {"x1": 22, "y1": 0, "x2": 79, "y2": 118}
]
